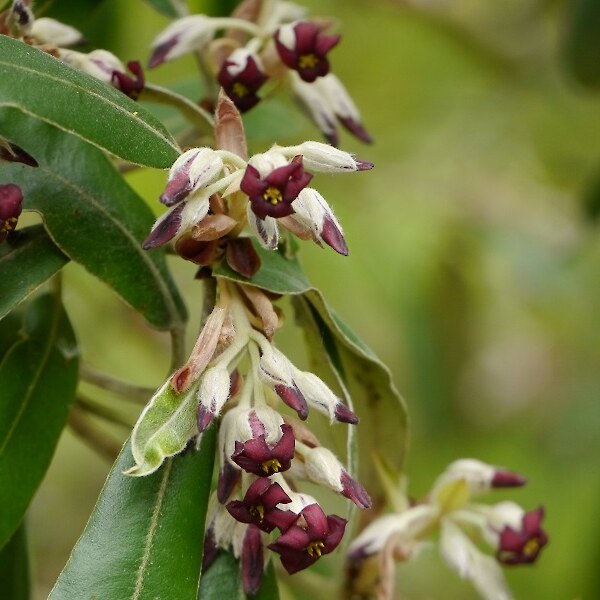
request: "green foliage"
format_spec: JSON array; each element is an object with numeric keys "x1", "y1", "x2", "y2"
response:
[
  {"x1": 50, "y1": 430, "x2": 216, "y2": 600},
  {"x1": 0, "y1": 523, "x2": 30, "y2": 600},
  {"x1": 142, "y1": 0, "x2": 180, "y2": 18},
  {"x1": 0, "y1": 293, "x2": 79, "y2": 549},
  {"x1": 0, "y1": 36, "x2": 179, "y2": 168},
  {"x1": 2, "y1": 111, "x2": 187, "y2": 330},
  {"x1": 562, "y1": 0, "x2": 600, "y2": 87},
  {"x1": 0, "y1": 225, "x2": 69, "y2": 320},
  {"x1": 127, "y1": 380, "x2": 199, "y2": 476}
]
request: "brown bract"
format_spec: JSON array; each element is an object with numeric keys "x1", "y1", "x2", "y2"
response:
[{"x1": 215, "y1": 89, "x2": 248, "y2": 159}]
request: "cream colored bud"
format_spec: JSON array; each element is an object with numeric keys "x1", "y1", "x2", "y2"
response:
[
  {"x1": 246, "y1": 205, "x2": 279, "y2": 250},
  {"x1": 291, "y1": 142, "x2": 358, "y2": 173},
  {"x1": 30, "y1": 17, "x2": 84, "y2": 46}
]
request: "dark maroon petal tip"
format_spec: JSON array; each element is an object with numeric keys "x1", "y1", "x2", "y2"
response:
[
  {"x1": 217, "y1": 461, "x2": 241, "y2": 503},
  {"x1": 334, "y1": 403, "x2": 358, "y2": 424},
  {"x1": 142, "y1": 203, "x2": 185, "y2": 250},
  {"x1": 275, "y1": 384, "x2": 309, "y2": 420},
  {"x1": 148, "y1": 37, "x2": 178, "y2": 68},
  {"x1": 321, "y1": 215, "x2": 348, "y2": 256},
  {"x1": 340, "y1": 471, "x2": 372, "y2": 509},
  {"x1": 241, "y1": 525, "x2": 264, "y2": 595},
  {"x1": 197, "y1": 404, "x2": 215, "y2": 433},
  {"x1": 491, "y1": 470, "x2": 528, "y2": 488},
  {"x1": 339, "y1": 116, "x2": 373, "y2": 144},
  {"x1": 0, "y1": 184, "x2": 24, "y2": 220},
  {"x1": 355, "y1": 159, "x2": 374, "y2": 171},
  {"x1": 0, "y1": 144, "x2": 38, "y2": 167}
]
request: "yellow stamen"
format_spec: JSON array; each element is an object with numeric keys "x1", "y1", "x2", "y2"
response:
[
  {"x1": 249, "y1": 505, "x2": 265, "y2": 522},
  {"x1": 261, "y1": 458, "x2": 282, "y2": 474},
  {"x1": 263, "y1": 187, "x2": 283, "y2": 205},
  {"x1": 299, "y1": 53, "x2": 319, "y2": 69},
  {"x1": 232, "y1": 82, "x2": 249, "y2": 98},
  {"x1": 306, "y1": 541, "x2": 325, "y2": 558},
  {"x1": 523, "y1": 539, "x2": 539, "y2": 557}
]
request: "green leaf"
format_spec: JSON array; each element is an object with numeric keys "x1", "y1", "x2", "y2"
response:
[
  {"x1": 0, "y1": 225, "x2": 69, "y2": 320},
  {"x1": 562, "y1": 0, "x2": 600, "y2": 88},
  {"x1": 50, "y1": 429, "x2": 217, "y2": 600},
  {"x1": 0, "y1": 35, "x2": 179, "y2": 168},
  {"x1": 0, "y1": 293, "x2": 79, "y2": 549},
  {"x1": 127, "y1": 380, "x2": 199, "y2": 476},
  {"x1": 2, "y1": 109, "x2": 187, "y2": 330},
  {"x1": 0, "y1": 522, "x2": 30, "y2": 600},
  {"x1": 143, "y1": 0, "x2": 179, "y2": 18},
  {"x1": 199, "y1": 552, "x2": 243, "y2": 600},
  {"x1": 0, "y1": 311, "x2": 23, "y2": 365},
  {"x1": 294, "y1": 291, "x2": 408, "y2": 504},
  {"x1": 214, "y1": 241, "x2": 311, "y2": 295},
  {"x1": 198, "y1": 552, "x2": 280, "y2": 600}
]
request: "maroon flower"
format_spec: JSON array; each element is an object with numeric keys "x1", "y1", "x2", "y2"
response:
[
  {"x1": 275, "y1": 22, "x2": 340, "y2": 83},
  {"x1": 240, "y1": 156, "x2": 313, "y2": 220},
  {"x1": 268, "y1": 503, "x2": 347, "y2": 574},
  {"x1": 112, "y1": 60, "x2": 145, "y2": 100},
  {"x1": 0, "y1": 184, "x2": 23, "y2": 243},
  {"x1": 231, "y1": 423, "x2": 295, "y2": 476},
  {"x1": 496, "y1": 507, "x2": 548, "y2": 565},
  {"x1": 226, "y1": 478, "x2": 298, "y2": 533},
  {"x1": 218, "y1": 50, "x2": 268, "y2": 113}
]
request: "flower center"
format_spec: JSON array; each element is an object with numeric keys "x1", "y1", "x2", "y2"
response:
[
  {"x1": 261, "y1": 458, "x2": 282, "y2": 474},
  {"x1": 263, "y1": 186, "x2": 283, "y2": 205},
  {"x1": 523, "y1": 538, "x2": 540, "y2": 557},
  {"x1": 1, "y1": 217, "x2": 17, "y2": 232},
  {"x1": 306, "y1": 541, "x2": 325, "y2": 558},
  {"x1": 232, "y1": 82, "x2": 249, "y2": 98},
  {"x1": 249, "y1": 504, "x2": 265, "y2": 522},
  {"x1": 299, "y1": 53, "x2": 319, "y2": 69}
]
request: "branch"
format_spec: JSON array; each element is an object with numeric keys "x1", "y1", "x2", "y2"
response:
[
  {"x1": 80, "y1": 364, "x2": 154, "y2": 403},
  {"x1": 68, "y1": 405, "x2": 123, "y2": 462}
]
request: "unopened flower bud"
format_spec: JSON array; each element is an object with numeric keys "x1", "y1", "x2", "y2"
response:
[
  {"x1": 59, "y1": 49, "x2": 126, "y2": 84},
  {"x1": 197, "y1": 366, "x2": 231, "y2": 432},
  {"x1": 287, "y1": 141, "x2": 373, "y2": 173},
  {"x1": 160, "y1": 148, "x2": 224, "y2": 206},
  {"x1": 8, "y1": 1, "x2": 33, "y2": 36},
  {"x1": 30, "y1": 17, "x2": 84, "y2": 46}
]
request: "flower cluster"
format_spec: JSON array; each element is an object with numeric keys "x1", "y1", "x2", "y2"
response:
[
  {"x1": 1, "y1": 1, "x2": 145, "y2": 99},
  {"x1": 143, "y1": 137, "x2": 372, "y2": 266},
  {"x1": 148, "y1": 0, "x2": 371, "y2": 145},
  {"x1": 346, "y1": 459, "x2": 548, "y2": 600}
]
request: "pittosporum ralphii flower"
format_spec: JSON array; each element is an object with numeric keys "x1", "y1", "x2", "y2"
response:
[
  {"x1": 143, "y1": 133, "x2": 372, "y2": 257},
  {"x1": 346, "y1": 459, "x2": 548, "y2": 600},
  {"x1": 217, "y1": 48, "x2": 268, "y2": 113},
  {"x1": 146, "y1": 1, "x2": 371, "y2": 144},
  {"x1": 0, "y1": 183, "x2": 23, "y2": 243},
  {"x1": 274, "y1": 21, "x2": 340, "y2": 83}
]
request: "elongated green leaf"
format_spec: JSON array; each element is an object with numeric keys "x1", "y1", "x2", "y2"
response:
[
  {"x1": 294, "y1": 292, "x2": 408, "y2": 504},
  {"x1": 127, "y1": 380, "x2": 199, "y2": 476},
  {"x1": 0, "y1": 293, "x2": 79, "y2": 549},
  {"x1": 0, "y1": 522, "x2": 30, "y2": 600},
  {"x1": 0, "y1": 36, "x2": 179, "y2": 167},
  {"x1": 214, "y1": 242, "x2": 311, "y2": 295},
  {"x1": 2, "y1": 110, "x2": 187, "y2": 330},
  {"x1": 51, "y1": 430, "x2": 216, "y2": 600},
  {"x1": 0, "y1": 225, "x2": 69, "y2": 320},
  {"x1": 143, "y1": 0, "x2": 179, "y2": 18},
  {"x1": 0, "y1": 311, "x2": 22, "y2": 364},
  {"x1": 198, "y1": 552, "x2": 280, "y2": 600},
  {"x1": 563, "y1": 0, "x2": 600, "y2": 87}
]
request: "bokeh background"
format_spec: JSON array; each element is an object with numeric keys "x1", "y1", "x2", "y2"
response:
[{"x1": 26, "y1": 0, "x2": 600, "y2": 598}]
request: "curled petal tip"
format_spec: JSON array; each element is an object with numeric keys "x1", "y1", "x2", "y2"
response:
[
  {"x1": 321, "y1": 216, "x2": 348, "y2": 256},
  {"x1": 334, "y1": 403, "x2": 358, "y2": 424},
  {"x1": 355, "y1": 159, "x2": 374, "y2": 171},
  {"x1": 492, "y1": 470, "x2": 528, "y2": 488}
]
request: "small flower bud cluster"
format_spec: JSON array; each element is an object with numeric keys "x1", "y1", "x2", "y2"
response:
[
  {"x1": 143, "y1": 141, "x2": 373, "y2": 262},
  {"x1": 147, "y1": 0, "x2": 371, "y2": 145},
  {"x1": 159, "y1": 281, "x2": 371, "y2": 594},
  {"x1": 347, "y1": 459, "x2": 548, "y2": 600}
]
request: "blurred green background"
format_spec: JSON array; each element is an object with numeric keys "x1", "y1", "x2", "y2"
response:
[{"x1": 26, "y1": 0, "x2": 600, "y2": 598}]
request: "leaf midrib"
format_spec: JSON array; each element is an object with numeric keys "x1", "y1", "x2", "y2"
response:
[{"x1": 37, "y1": 162, "x2": 184, "y2": 329}]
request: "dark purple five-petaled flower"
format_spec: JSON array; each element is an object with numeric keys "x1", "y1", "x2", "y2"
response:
[
  {"x1": 218, "y1": 53, "x2": 268, "y2": 113},
  {"x1": 268, "y1": 503, "x2": 347, "y2": 574},
  {"x1": 496, "y1": 507, "x2": 548, "y2": 565},
  {"x1": 231, "y1": 423, "x2": 295, "y2": 476},
  {"x1": 240, "y1": 156, "x2": 312, "y2": 220},
  {"x1": 0, "y1": 184, "x2": 23, "y2": 243},
  {"x1": 112, "y1": 60, "x2": 145, "y2": 100},
  {"x1": 275, "y1": 22, "x2": 340, "y2": 83},
  {"x1": 226, "y1": 478, "x2": 298, "y2": 533}
]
